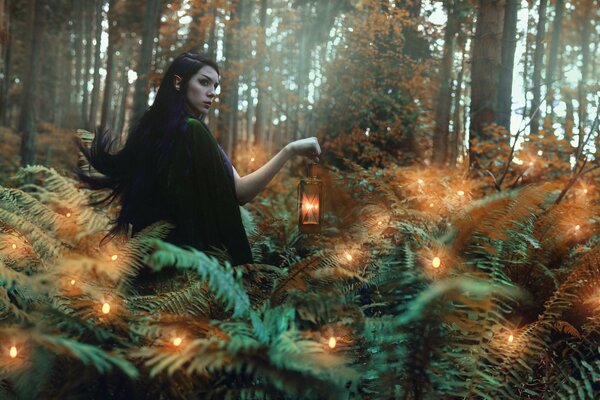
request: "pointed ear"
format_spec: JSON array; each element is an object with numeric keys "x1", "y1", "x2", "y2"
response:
[{"x1": 173, "y1": 75, "x2": 182, "y2": 91}]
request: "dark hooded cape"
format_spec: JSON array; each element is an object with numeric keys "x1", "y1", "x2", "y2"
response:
[{"x1": 132, "y1": 117, "x2": 253, "y2": 267}]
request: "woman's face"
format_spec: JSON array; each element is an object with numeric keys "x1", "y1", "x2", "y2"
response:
[{"x1": 183, "y1": 65, "x2": 219, "y2": 117}]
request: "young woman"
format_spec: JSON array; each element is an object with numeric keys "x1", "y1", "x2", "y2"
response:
[{"x1": 78, "y1": 52, "x2": 321, "y2": 266}]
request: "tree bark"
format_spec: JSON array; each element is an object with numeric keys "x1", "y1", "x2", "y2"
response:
[
  {"x1": 432, "y1": 1, "x2": 458, "y2": 166},
  {"x1": 577, "y1": 0, "x2": 591, "y2": 155},
  {"x1": 89, "y1": 0, "x2": 103, "y2": 131},
  {"x1": 100, "y1": 0, "x2": 117, "y2": 135},
  {"x1": 131, "y1": 0, "x2": 160, "y2": 124},
  {"x1": 529, "y1": 0, "x2": 547, "y2": 136},
  {"x1": 0, "y1": 0, "x2": 10, "y2": 125},
  {"x1": 496, "y1": 0, "x2": 519, "y2": 132},
  {"x1": 74, "y1": 0, "x2": 83, "y2": 125},
  {"x1": 19, "y1": 0, "x2": 46, "y2": 166},
  {"x1": 450, "y1": 34, "x2": 466, "y2": 168},
  {"x1": 81, "y1": 0, "x2": 93, "y2": 125},
  {"x1": 545, "y1": 0, "x2": 564, "y2": 120},
  {"x1": 253, "y1": 0, "x2": 268, "y2": 147},
  {"x1": 469, "y1": 0, "x2": 505, "y2": 168}
]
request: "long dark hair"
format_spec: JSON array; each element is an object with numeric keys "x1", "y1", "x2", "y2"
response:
[{"x1": 76, "y1": 52, "x2": 220, "y2": 241}]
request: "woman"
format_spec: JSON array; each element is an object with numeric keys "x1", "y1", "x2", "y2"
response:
[{"x1": 78, "y1": 52, "x2": 321, "y2": 266}]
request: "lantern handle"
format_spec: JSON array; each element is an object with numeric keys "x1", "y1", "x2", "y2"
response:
[{"x1": 307, "y1": 162, "x2": 318, "y2": 178}]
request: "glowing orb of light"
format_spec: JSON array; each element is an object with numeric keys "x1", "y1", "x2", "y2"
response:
[
  {"x1": 328, "y1": 337, "x2": 336, "y2": 349},
  {"x1": 250, "y1": 157, "x2": 255, "y2": 162},
  {"x1": 432, "y1": 257, "x2": 441, "y2": 269},
  {"x1": 70, "y1": 279, "x2": 75, "y2": 286},
  {"x1": 9, "y1": 346, "x2": 17, "y2": 358},
  {"x1": 66, "y1": 213, "x2": 71, "y2": 217},
  {"x1": 11, "y1": 243, "x2": 16, "y2": 249},
  {"x1": 111, "y1": 255, "x2": 118, "y2": 261},
  {"x1": 429, "y1": 203, "x2": 434, "y2": 207},
  {"x1": 575, "y1": 225, "x2": 581, "y2": 231},
  {"x1": 508, "y1": 334, "x2": 514, "y2": 343},
  {"x1": 417, "y1": 179, "x2": 424, "y2": 185},
  {"x1": 173, "y1": 337, "x2": 183, "y2": 347},
  {"x1": 344, "y1": 252, "x2": 353, "y2": 262},
  {"x1": 457, "y1": 190, "x2": 465, "y2": 196},
  {"x1": 102, "y1": 303, "x2": 110, "y2": 314}
]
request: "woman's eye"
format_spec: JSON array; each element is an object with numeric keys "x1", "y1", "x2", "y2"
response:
[{"x1": 199, "y1": 79, "x2": 208, "y2": 86}]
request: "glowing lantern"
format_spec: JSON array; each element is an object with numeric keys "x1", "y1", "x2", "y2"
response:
[
  {"x1": 102, "y1": 302, "x2": 110, "y2": 314},
  {"x1": 298, "y1": 164, "x2": 323, "y2": 234},
  {"x1": 508, "y1": 334, "x2": 514, "y2": 343},
  {"x1": 111, "y1": 254, "x2": 118, "y2": 261},
  {"x1": 432, "y1": 257, "x2": 441, "y2": 269},
  {"x1": 9, "y1": 346, "x2": 17, "y2": 358},
  {"x1": 328, "y1": 337, "x2": 336, "y2": 349},
  {"x1": 173, "y1": 337, "x2": 183, "y2": 346}
]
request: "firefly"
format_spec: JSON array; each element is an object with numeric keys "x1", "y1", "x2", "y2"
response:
[
  {"x1": 102, "y1": 303, "x2": 110, "y2": 314},
  {"x1": 575, "y1": 225, "x2": 581, "y2": 231},
  {"x1": 377, "y1": 221, "x2": 382, "y2": 226},
  {"x1": 328, "y1": 337, "x2": 336, "y2": 349},
  {"x1": 429, "y1": 203, "x2": 434, "y2": 207},
  {"x1": 70, "y1": 279, "x2": 75, "y2": 286},
  {"x1": 344, "y1": 252, "x2": 353, "y2": 262},
  {"x1": 173, "y1": 337, "x2": 183, "y2": 347},
  {"x1": 66, "y1": 213, "x2": 71, "y2": 217},
  {"x1": 417, "y1": 179, "x2": 424, "y2": 185},
  {"x1": 583, "y1": 189, "x2": 588, "y2": 194},
  {"x1": 528, "y1": 162, "x2": 534, "y2": 166},
  {"x1": 250, "y1": 157, "x2": 255, "y2": 163},
  {"x1": 111, "y1": 255, "x2": 118, "y2": 261},
  {"x1": 11, "y1": 243, "x2": 16, "y2": 249},
  {"x1": 9, "y1": 346, "x2": 17, "y2": 358},
  {"x1": 508, "y1": 334, "x2": 514, "y2": 343},
  {"x1": 432, "y1": 257, "x2": 441, "y2": 269},
  {"x1": 457, "y1": 190, "x2": 465, "y2": 196}
]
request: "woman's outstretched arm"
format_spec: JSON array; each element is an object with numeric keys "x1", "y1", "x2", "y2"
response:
[{"x1": 232, "y1": 137, "x2": 321, "y2": 205}]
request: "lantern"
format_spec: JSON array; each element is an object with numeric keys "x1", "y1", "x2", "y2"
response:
[{"x1": 298, "y1": 163, "x2": 323, "y2": 234}]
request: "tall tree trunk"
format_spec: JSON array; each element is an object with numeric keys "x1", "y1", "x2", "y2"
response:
[
  {"x1": 74, "y1": 0, "x2": 83, "y2": 125},
  {"x1": 545, "y1": 0, "x2": 564, "y2": 121},
  {"x1": 89, "y1": 0, "x2": 103, "y2": 131},
  {"x1": 81, "y1": 0, "x2": 93, "y2": 125},
  {"x1": 100, "y1": 0, "x2": 117, "y2": 135},
  {"x1": 496, "y1": 0, "x2": 519, "y2": 132},
  {"x1": 0, "y1": 0, "x2": 10, "y2": 125},
  {"x1": 432, "y1": 1, "x2": 458, "y2": 166},
  {"x1": 253, "y1": 0, "x2": 268, "y2": 147},
  {"x1": 131, "y1": 0, "x2": 160, "y2": 124},
  {"x1": 577, "y1": 0, "x2": 591, "y2": 155},
  {"x1": 296, "y1": 3, "x2": 311, "y2": 140},
  {"x1": 529, "y1": 0, "x2": 547, "y2": 136},
  {"x1": 469, "y1": 0, "x2": 505, "y2": 168},
  {"x1": 450, "y1": 34, "x2": 467, "y2": 168},
  {"x1": 115, "y1": 65, "x2": 129, "y2": 143},
  {"x1": 19, "y1": 0, "x2": 46, "y2": 166}
]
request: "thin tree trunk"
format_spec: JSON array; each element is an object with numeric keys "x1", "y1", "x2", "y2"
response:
[
  {"x1": 19, "y1": 0, "x2": 46, "y2": 166},
  {"x1": 469, "y1": 0, "x2": 505, "y2": 168},
  {"x1": 577, "y1": 0, "x2": 591, "y2": 155},
  {"x1": 253, "y1": 0, "x2": 267, "y2": 147},
  {"x1": 0, "y1": 0, "x2": 10, "y2": 125},
  {"x1": 432, "y1": 1, "x2": 458, "y2": 165},
  {"x1": 131, "y1": 0, "x2": 160, "y2": 124},
  {"x1": 81, "y1": 0, "x2": 93, "y2": 125},
  {"x1": 115, "y1": 65, "x2": 129, "y2": 142},
  {"x1": 496, "y1": 0, "x2": 519, "y2": 132},
  {"x1": 529, "y1": 0, "x2": 547, "y2": 136},
  {"x1": 450, "y1": 34, "x2": 466, "y2": 168},
  {"x1": 100, "y1": 0, "x2": 117, "y2": 135},
  {"x1": 74, "y1": 0, "x2": 83, "y2": 125},
  {"x1": 89, "y1": 0, "x2": 103, "y2": 131},
  {"x1": 545, "y1": 0, "x2": 564, "y2": 120}
]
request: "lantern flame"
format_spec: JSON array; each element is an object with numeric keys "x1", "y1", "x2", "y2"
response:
[
  {"x1": 432, "y1": 257, "x2": 441, "y2": 269},
  {"x1": 102, "y1": 303, "x2": 110, "y2": 314},
  {"x1": 9, "y1": 346, "x2": 17, "y2": 358},
  {"x1": 328, "y1": 337, "x2": 336, "y2": 349}
]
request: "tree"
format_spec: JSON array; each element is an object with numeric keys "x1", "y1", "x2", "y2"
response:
[
  {"x1": 89, "y1": 0, "x2": 103, "y2": 131},
  {"x1": 469, "y1": 0, "x2": 505, "y2": 168},
  {"x1": 529, "y1": 0, "x2": 547, "y2": 136},
  {"x1": 496, "y1": 0, "x2": 519, "y2": 133},
  {"x1": 131, "y1": 0, "x2": 160, "y2": 124},
  {"x1": 545, "y1": 0, "x2": 564, "y2": 122},
  {"x1": 19, "y1": 0, "x2": 46, "y2": 166}
]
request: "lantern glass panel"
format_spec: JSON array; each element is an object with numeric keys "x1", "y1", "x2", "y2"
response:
[{"x1": 298, "y1": 177, "x2": 322, "y2": 233}]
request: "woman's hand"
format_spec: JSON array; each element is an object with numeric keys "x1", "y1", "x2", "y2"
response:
[{"x1": 285, "y1": 137, "x2": 322, "y2": 163}]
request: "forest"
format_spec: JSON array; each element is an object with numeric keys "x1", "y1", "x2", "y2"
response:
[{"x1": 0, "y1": 0, "x2": 599, "y2": 398}]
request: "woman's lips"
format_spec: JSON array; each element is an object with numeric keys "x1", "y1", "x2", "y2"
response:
[{"x1": 203, "y1": 102, "x2": 212, "y2": 108}]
